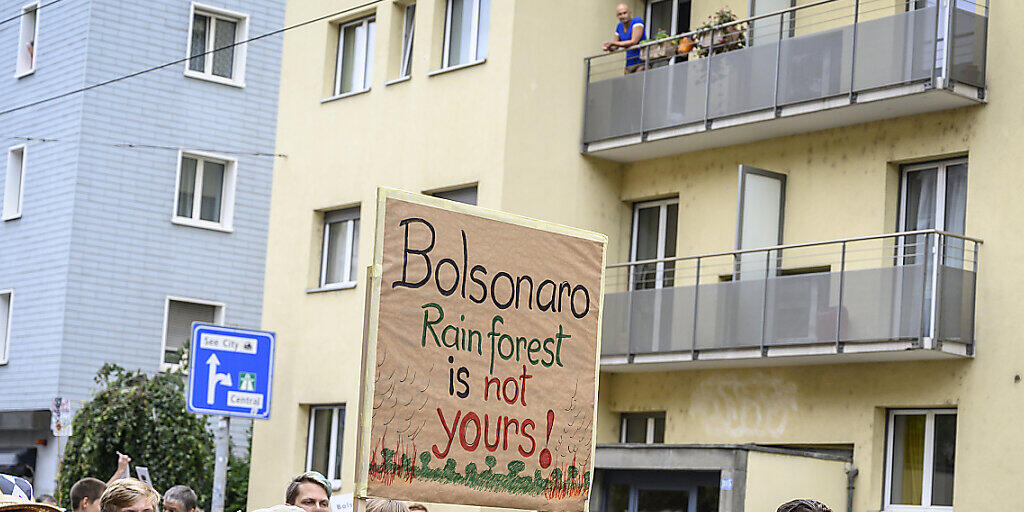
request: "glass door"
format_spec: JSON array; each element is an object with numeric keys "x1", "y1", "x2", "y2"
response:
[{"x1": 631, "y1": 198, "x2": 679, "y2": 353}]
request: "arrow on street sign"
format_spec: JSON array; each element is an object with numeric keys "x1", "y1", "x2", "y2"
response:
[{"x1": 206, "y1": 353, "x2": 233, "y2": 405}]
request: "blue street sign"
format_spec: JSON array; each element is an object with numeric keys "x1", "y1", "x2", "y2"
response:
[{"x1": 187, "y1": 323, "x2": 276, "y2": 419}]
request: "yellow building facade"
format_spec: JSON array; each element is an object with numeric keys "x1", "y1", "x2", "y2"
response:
[{"x1": 251, "y1": 0, "x2": 1010, "y2": 511}]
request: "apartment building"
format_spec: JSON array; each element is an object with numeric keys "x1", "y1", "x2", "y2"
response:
[
  {"x1": 0, "y1": 0, "x2": 283, "y2": 493},
  {"x1": 251, "y1": 0, "x2": 1005, "y2": 510}
]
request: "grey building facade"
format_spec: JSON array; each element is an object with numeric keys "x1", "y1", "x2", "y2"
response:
[{"x1": 0, "y1": 0, "x2": 283, "y2": 493}]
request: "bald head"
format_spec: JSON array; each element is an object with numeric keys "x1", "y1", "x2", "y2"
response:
[{"x1": 616, "y1": 4, "x2": 631, "y2": 23}]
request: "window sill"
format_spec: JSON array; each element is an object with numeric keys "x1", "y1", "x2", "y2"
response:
[
  {"x1": 306, "y1": 282, "x2": 358, "y2": 294},
  {"x1": 15, "y1": 68, "x2": 35, "y2": 79},
  {"x1": 427, "y1": 58, "x2": 486, "y2": 77},
  {"x1": 321, "y1": 88, "x2": 371, "y2": 103},
  {"x1": 2, "y1": 213, "x2": 22, "y2": 222},
  {"x1": 172, "y1": 217, "x2": 234, "y2": 233},
  {"x1": 184, "y1": 69, "x2": 246, "y2": 88},
  {"x1": 385, "y1": 76, "x2": 411, "y2": 86}
]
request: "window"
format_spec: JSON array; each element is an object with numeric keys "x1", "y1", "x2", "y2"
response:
[
  {"x1": 400, "y1": 4, "x2": 415, "y2": 78},
  {"x1": 736, "y1": 166, "x2": 786, "y2": 279},
  {"x1": 334, "y1": 16, "x2": 376, "y2": 96},
  {"x1": 320, "y1": 207, "x2": 360, "y2": 289},
  {"x1": 431, "y1": 185, "x2": 477, "y2": 205},
  {"x1": 620, "y1": 412, "x2": 665, "y2": 444},
  {"x1": 631, "y1": 198, "x2": 678, "y2": 290},
  {"x1": 899, "y1": 158, "x2": 968, "y2": 262},
  {"x1": 4, "y1": 146, "x2": 26, "y2": 220},
  {"x1": 306, "y1": 405, "x2": 345, "y2": 484},
  {"x1": 442, "y1": 0, "x2": 490, "y2": 68},
  {"x1": 646, "y1": 0, "x2": 691, "y2": 37},
  {"x1": 15, "y1": 2, "x2": 38, "y2": 77},
  {"x1": 749, "y1": 0, "x2": 795, "y2": 46},
  {"x1": 173, "y1": 152, "x2": 236, "y2": 231},
  {"x1": 162, "y1": 297, "x2": 224, "y2": 365},
  {"x1": 0, "y1": 291, "x2": 12, "y2": 364},
  {"x1": 186, "y1": 4, "x2": 248, "y2": 86},
  {"x1": 885, "y1": 409, "x2": 957, "y2": 510}
]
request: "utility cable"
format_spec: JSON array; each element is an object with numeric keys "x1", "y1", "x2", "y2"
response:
[
  {"x1": 0, "y1": 0, "x2": 381, "y2": 117},
  {"x1": 0, "y1": 0, "x2": 66, "y2": 27}
]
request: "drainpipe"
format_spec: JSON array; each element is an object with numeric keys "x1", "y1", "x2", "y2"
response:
[{"x1": 845, "y1": 464, "x2": 859, "y2": 512}]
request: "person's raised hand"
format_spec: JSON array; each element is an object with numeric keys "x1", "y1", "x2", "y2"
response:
[{"x1": 116, "y1": 452, "x2": 131, "y2": 476}]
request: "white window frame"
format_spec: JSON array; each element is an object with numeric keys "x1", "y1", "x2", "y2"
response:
[
  {"x1": 15, "y1": 2, "x2": 39, "y2": 78},
  {"x1": 184, "y1": 2, "x2": 249, "y2": 87},
  {"x1": 630, "y1": 197, "x2": 678, "y2": 290},
  {"x1": 399, "y1": 4, "x2": 416, "y2": 78},
  {"x1": 883, "y1": 408, "x2": 957, "y2": 512},
  {"x1": 618, "y1": 412, "x2": 665, "y2": 444},
  {"x1": 898, "y1": 158, "x2": 969, "y2": 236},
  {"x1": 332, "y1": 16, "x2": 376, "y2": 98},
  {"x1": 645, "y1": 0, "x2": 690, "y2": 36},
  {"x1": 0, "y1": 290, "x2": 12, "y2": 365},
  {"x1": 318, "y1": 208, "x2": 360, "y2": 290},
  {"x1": 441, "y1": 0, "x2": 487, "y2": 69},
  {"x1": 306, "y1": 404, "x2": 346, "y2": 486},
  {"x1": 3, "y1": 145, "x2": 26, "y2": 221},
  {"x1": 172, "y1": 150, "x2": 237, "y2": 232},
  {"x1": 160, "y1": 295, "x2": 226, "y2": 370}
]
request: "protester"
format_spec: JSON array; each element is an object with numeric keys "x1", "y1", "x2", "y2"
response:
[
  {"x1": 162, "y1": 486, "x2": 197, "y2": 512},
  {"x1": 0, "y1": 474, "x2": 34, "y2": 501},
  {"x1": 0, "y1": 477, "x2": 61, "y2": 512},
  {"x1": 99, "y1": 479, "x2": 159, "y2": 512},
  {"x1": 71, "y1": 478, "x2": 107, "y2": 512},
  {"x1": 603, "y1": 3, "x2": 645, "y2": 73},
  {"x1": 105, "y1": 454, "x2": 132, "y2": 486},
  {"x1": 34, "y1": 497, "x2": 56, "y2": 507},
  {"x1": 406, "y1": 504, "x2": 427, "y2": 512},
  {"x1": 365, "y1": 500, "x2": 408, "y2": 512},
  {"x1": 284, "y1": 472, "x2": 330, "y2": 512},
  {"x1": 776, "y1": 499, "x2": 833, "y2": 512}
]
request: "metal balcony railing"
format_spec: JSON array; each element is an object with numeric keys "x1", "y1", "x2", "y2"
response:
[
  {"x1": 582, "y1": 0, "x2": 989, "y2": 146},
  {"x1": 601, "y1": 230, "x2": 980, "y2": 360}
]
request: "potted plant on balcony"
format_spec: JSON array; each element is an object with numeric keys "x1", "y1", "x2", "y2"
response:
[
  {"x1": 692, "y1": 8, "x2": 747, "y2": 58},
  {"x1": 643, "y1": 29, "x2": 678, "y2": 61}
]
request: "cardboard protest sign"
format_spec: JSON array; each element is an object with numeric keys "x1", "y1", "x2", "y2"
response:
[{"x1": 355, "y1": 189, "x2": 606, "y2": 511}]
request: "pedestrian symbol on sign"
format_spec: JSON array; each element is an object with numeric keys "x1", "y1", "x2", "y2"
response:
[{"x1": 239, "y1": 372, "x2": 257, "y2": 392}]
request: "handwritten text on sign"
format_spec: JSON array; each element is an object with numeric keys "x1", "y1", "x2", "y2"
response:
[{"x1": 364, "y1": 195, "x2": 604, "y2": 512}]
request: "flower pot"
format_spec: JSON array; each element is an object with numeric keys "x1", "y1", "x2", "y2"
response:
[
  {"x1": 677, "y1": 37, "x2": 694, "y2": 55},
  {"x1": 646, "y1": 40, "x2": 678, "y2": 60}
]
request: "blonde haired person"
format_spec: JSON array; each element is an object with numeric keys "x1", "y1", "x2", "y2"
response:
[
  {"x1": 364, "y1": 499, "x2": 408, "y2": 512},
  {"x1": 99, "y1": 479, "x2": 160, "y2": 512}
]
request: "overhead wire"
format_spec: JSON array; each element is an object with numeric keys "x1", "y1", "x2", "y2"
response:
[
  {"x1": 0, "y1": 0, "x2": 382, "y2": 117},
  {"x1": 0, "y1": 0, "x2": 66, "y2": 27}
]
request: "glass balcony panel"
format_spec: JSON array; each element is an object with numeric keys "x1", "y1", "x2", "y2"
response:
[
  {"x1": 949, "y1": 7, "x2": 987, "y2": 88},
  {"x1": 707, "y1": 41, "x2": 779, "y2": 118},
  {"x1": 694, "y1": 278, "x2": 765, "y2": 350},
  {"x1": 642, "y1": 60, "x2": 708, "y2": 131},
  {"x1": 602, "y1": 290, "x2": 632, "y2": 356},
  {"x1": 777, "y1": 24, "x2": 852, "y2": 105},
  {"x1": 937, "y1": 264, "x2": 975, "y2": 343},
  {"x1": 584, "y1": 70, "x2": 644, "y2": 142},
  {"x1": 837, "y1": 263, "x2": 926, "y2": 343},
  {"x1": 853, "y1": 7, "x2": 937, "y2": 92},
  {"x1": 628, "y1": 286, "x2": 695, "y2": 354},
  {"x1": 764, "y1": 271, "x2": 837, "y2": 346}
]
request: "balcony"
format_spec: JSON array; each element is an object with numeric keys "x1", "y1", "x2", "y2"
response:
[
  {"x1": 582, "y1": 0, "x2": 988, "y2": 162},
  {"x1": 600, "y1": 231, "x2": 980, "y2": 370}
]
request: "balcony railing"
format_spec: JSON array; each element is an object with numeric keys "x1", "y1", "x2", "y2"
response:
[
  {"x1": 582, "y1": 0, "x2": 988, "y2": 158},
  {"x1": 600, "y1": 230, "x2": 980, "y2": 367}
]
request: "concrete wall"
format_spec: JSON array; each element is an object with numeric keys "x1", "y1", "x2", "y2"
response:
[{"x1": 743, "y1": 452, "x2": 847, "y2": 512}]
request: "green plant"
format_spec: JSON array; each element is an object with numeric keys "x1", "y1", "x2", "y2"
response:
[
  {"x1": 225, "y1": 434, "x2": 252, "y2": 512},
  {"x1": 693, "y1": 7, "x2": 747, "y2": 57},
  {"x1": 56, "y1": 364, "x2": 215, "y2": 511}
]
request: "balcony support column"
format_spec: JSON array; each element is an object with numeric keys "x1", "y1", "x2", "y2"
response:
[
  {"x1": 772, "y1": 12, "x2": 785, "y2": 114},
  {"x1": 760, "y1": 249, "x2": 771, "y2": 357},
  {"x1": 930, "y1": 233, "x2": 944, "y2": 350},
  {"x1": 691, "y1": 257, "x2": 702, "y2": 359},
  {"x1": 942, "y1": 0, "x2": 956, "y2": 90},
  {"x1": 836, "y1": 241, "x2": 847, "y2": 353},
  {"x1": 849, "y1": 0, "x2": 861, "y2": 100}
]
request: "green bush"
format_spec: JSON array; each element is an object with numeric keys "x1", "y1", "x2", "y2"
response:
[{"x1": 56, "y1": 364, "x2": 216, "y2": 510}]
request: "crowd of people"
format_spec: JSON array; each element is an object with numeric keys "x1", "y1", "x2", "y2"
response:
[{"x1": 0, "y1": 456, "x2": 830, "y2": 512}]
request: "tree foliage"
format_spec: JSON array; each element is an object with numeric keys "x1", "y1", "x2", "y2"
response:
[{"x1": 56, "y1": 364, "x2": 215, "y2": 510}]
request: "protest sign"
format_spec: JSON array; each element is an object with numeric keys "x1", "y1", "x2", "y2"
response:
[{"x1": 355, "y1": 189, "x2": 606, "y2": 511}]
